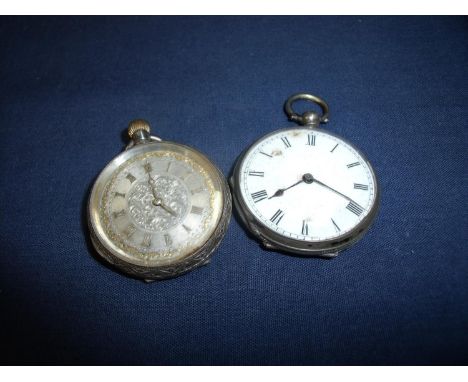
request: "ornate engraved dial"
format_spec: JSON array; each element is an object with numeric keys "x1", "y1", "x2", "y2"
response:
[
  {"x1": 127, "y1": 176, "x2": 189, "y2": 231},
  {"x1": 99, "y1": 151, "x2": 219, "y2": 265}
]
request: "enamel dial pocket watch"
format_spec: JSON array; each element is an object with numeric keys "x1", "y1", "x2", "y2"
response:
[
  {"x1": 88, "y1": 119, "x2": 231, "y2": 280},
  {"x1": 231, "y1": 94, "x2": 379, "y2": 257}
]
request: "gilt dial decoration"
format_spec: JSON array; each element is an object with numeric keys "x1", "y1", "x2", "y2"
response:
[
  {"x1": 88, "y1": 119, "x2": 231, "y2": 280},
  {"x1": 100, "y1": 151, "x2": 216, "y2": 263}
]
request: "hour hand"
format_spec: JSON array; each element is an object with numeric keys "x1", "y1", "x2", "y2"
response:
[
  {"x1": 152, "y1": 197, "x2": 177, "y2": 217},
  {"x1": 160, "y1": 203, "x2": 177, "y2": 217},
  {"x1": 269, "y1": 189, "x2": 285, "y2": 199},
  {"x1": 268, "y1": 178, "x2": 305, "y2": 199}
]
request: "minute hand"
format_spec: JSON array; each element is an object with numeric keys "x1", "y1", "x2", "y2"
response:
[
  {"x1": 148, "y1": 173, "x2": 178, "y2": 216},
  {"x1": 311, "y1": 176, "x2": 359, "y2": 205}
]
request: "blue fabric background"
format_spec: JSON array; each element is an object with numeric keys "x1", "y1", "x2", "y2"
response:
[{"x1": 0, "y1": 16, "x2": 467, "y2": 365}]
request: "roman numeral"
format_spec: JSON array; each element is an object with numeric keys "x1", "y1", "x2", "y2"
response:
[
  {"x1": 143, "y1": 162, "x2": 152, "y2": 173},
  {"x1": 270, "y1": 209, "x2": 285, "y2": 225},
  {"x1": 259, "y1": 151, "x2": 272, "y2": 158},
  {"x1": 346, "y1": 201, "x2": 364, "y2": 216},
  {"x1": 141, "y1": 233, "x2": 152, "y2": 248},
  {"x1": 123, "y1": 224, "x2": 136, "y2": 239},
  {"x1": 166, "y1": 161, "x2": 172, "y2": 172},
  {"x1": 331, "y1": 218, "x2": 341, "y2": 232},
  {"x1": 330, "y1": 143, "x2": 339, "y2": 153},
  {"x1": 248, "y1": 171, "x2": 264, "y2": 177},
  {"x1": 306, "y1": 134, "x2": 316, "y2": 146},
  {"x1": 112, "y1": 209, "x2": 126, "y2": 218},
  {"x1": 191, "y1": 205, "x2": 203, "y2": 215},
  {"x1": 126, "y1": 173, "x2": 136, "y2": 183},
  {"x1": 164, "y1": 234, "x2": 172, "y2": 247},
  {"x1": 347, "y1": 162, "x2": 360, "y2": 168},
  {"x1": 191, "y1": 186, "x2": 204, "y2": 195},
  {"x1": 182, "y1": 171, "x2": 193, "y2": 180},
  {"x1": 301, "y1": 220, "x2": 309, "y2": 235},
  {"x1": 354, "y1": 183, "x2": 368, "y2": 190},
  {"x1": 251, "y1": 190, "x2": 268, "y2": 203},
  {"x1": 281, "y1": 137, "x2": 291, "y2": 148},
  {"x1": 114, "y1": 192, "x2": 126, "y2": 198}
]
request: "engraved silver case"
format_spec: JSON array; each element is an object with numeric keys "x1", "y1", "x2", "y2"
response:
[{"x1": 88, "y1": 125, "x2": 232, "y2": 281}]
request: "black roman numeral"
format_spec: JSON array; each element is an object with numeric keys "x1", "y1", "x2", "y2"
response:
[
  {"x1": 301, "y1": 220, "x2": 309, "y2": 235},
  {"x1": 306, "y1": 134, "x2": 316, "y2": 146},
  {"x1": 330, "y1": 143, "x2": 339, "y2": 153},
  {"x1": 191, "y1": 205, "x2": 203, "y2": 215},
  {"x1": 126, "y1": 173, "x2": 136, "y2": 183},
  {"x1": 141, "y1": 233, "x2": 152, "y2": 248},
  {"x1": 354, "y1": 183, "x2": 368, "y2": 190},
  {"x1": 191, "y1": 186, "x2": 204, "y2": 195},
  {"x1": 270, "y1": 209, "x2": 285, "y2": 225},
  {"x1": 259, "y1": 151, "x2": 272, "y2": 158},
  {"x1": 113, "y1": 209, "x2": 126, "y2": 218},
  {"x1": 123, "y1": 224, "x2": 136, "y2": 239},
  {"x1": 346, "y1": 201, "x2": 364, "y2": 216},
  {"x1": 143, "y1": 162, "x2": 152, "y2": 173},
  {"x1": 251, "y1": 190, "x2": 268, "y2": 203},
  {"x1": 248, "y1": 171, "x2": 264, "y2": 177},
  {"x1": 164, "y1": 234, "x2": 172, "y2": 247},
  {"x1": 281, "y1": 137, "x2": 291, "y2": 148},
  {"x1": 347, "y1": 162, "x2": 360, "y2": 168}
]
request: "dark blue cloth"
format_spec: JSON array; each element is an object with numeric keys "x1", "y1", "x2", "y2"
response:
[{"x1": 0, "y1": 16, "x2": 467, "y2": 365}]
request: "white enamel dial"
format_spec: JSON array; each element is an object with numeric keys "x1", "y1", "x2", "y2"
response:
[{"x1": 238, "y1": 128, "x2": 377, "y2": 242}]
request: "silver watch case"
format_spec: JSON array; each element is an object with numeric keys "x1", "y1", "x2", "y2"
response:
[
  {"x1": 230, "y1": 127, "x2": 380, "y2": 258},
  {"x1": 88, "y1": 139, "x2": 232, "y2": 281}
]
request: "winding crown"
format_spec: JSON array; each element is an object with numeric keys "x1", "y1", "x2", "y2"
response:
[{"x1": 127, "y1": 119, "x2": 151, "y2": 138}]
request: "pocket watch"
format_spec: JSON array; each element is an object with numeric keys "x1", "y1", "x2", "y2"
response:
[
  {"x1": 88, "y1": 119, "x2": 232, "y2": 280},
  {"x1": 230, "y1": 93, "x2": 379, "y2": 257}
]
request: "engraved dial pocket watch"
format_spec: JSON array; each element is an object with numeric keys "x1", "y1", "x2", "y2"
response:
[
  {"x1": 88, "y1": 119, "x2": 231, "y2": 280},
  {"x1": 230, "y1": 94, "x2": 379, "y2": 257}
]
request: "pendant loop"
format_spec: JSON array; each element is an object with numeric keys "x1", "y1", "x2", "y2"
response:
[{"x1": 284, "y1": 93, "x2": 329, "y2": 127}]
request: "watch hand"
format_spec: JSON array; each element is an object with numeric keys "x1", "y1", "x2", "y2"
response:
[
  {"x1": 148, "y1": 173, "x2": 178, "y2": 216},
  {"x1": 160, "y1": 203, "x2": 177, "y2": 217},
  {"x1": 152, "y1": 196, "x2": 178, "y2": 216},
  {"x1": 307, "y1": 174, "x2": 362, "y2": 208},
  {"x1": 147, "y1": 173, "x2": 161, "y2": 200},
  {"x1": 268, "y1": 179, "x2": 304, "y2": 199}
]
